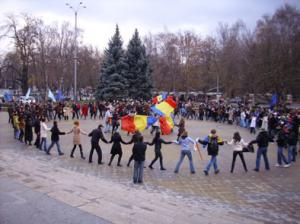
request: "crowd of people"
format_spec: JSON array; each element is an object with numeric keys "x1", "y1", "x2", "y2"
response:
[{"x1": 5, "y1": 98, "x2": 300, "y2": 184}]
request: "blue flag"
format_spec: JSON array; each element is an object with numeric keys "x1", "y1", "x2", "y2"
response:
[
  {"x1": 270, "y1": 94, "x2": 277, "y2": 107},
  {"x1": 4, "y1": 91, "x2": 13, "y2": 102},
  {"x1": 55, "y1": 90, "x2": 64, "y2": 101}
]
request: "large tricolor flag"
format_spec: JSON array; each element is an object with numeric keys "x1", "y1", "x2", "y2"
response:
[
  {"x1": 151, "y1": 96, "x2": 177, "y2": 116},
  {"x1": 121, "y1": 115, "x2": 158, "y2": 133}
]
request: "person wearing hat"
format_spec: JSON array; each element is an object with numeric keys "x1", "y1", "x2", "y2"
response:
[
  {"x1": 174, "y1": 131, "x2": 196, "y2": 174},
  {"x1": 197, "y1": 129, "x2": 224, "y2": 176},
  {"x1": 88, "y1": 124, "x2": 108, "y2": 164}
]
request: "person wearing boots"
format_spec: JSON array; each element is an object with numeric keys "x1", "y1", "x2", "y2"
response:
[
  {"x1": 108, "y1": 130, "x2": 127, "y2": 166},
  {"x1": 67, "y1": 121, "x2": 87, "y2": 159}
]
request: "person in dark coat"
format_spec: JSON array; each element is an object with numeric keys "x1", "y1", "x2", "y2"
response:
[
  {"x1": 34, "y1": 117, "x2": 41, "y2": 149},
  {"x1": 287, "y1": 129, "x2": 298, "y2": 163},
  {"x1": 24, "y1": 117, "x2": 33, "y2": 145},
  {"x1": 250, "y1": 128, "x2": 272, "y2": 172},
  {"x1": 275, "y1": 125, "x2": 289, "y2": 167},
  {"x1": 108, "y1": 131, "x2": 127, "y2": 166},
  {"x1": 88, "y1": 124, "x2": 108, "y2": 164},
  {"x1": 126, "y1": 130, "x2": 142, "y2": 167},
  {"x1": 47, "y1": 121, "x2": 65, "y2": 155},
  {"x1": 146, "y1": 132, "x2": 172, "y2": 170},
  {"x1": 132, "y1": 135, "x2": 147, "y2": 184}
]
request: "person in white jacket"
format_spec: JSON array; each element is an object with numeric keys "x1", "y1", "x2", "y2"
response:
[
  {"x1": 40, "y1": 118, "x2": 51, "y2": 151},
  {"x1": 226, "y1": 132, "x2": 248, "y2": 173},
  {"x1": 250, "y1": 115, "x2": 257, "y2": 134}
]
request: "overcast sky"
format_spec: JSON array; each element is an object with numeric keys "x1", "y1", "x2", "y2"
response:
[{"x1": 0, "y1": 0, "x2": 299, "y2": 52}]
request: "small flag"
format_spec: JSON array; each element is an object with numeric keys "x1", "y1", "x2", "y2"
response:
[
  {"x1": 152, "y1": 92, "x2": 168, "y2": 105},
  {"x1": 55, "y1": 90, "x2": 64, "y2": 101},
  {"x1": 270, "y1": 93, "x2": 277, "y2": 108},
  {"x1": 48, "y1": 89, "x2": 56, "y2": 102}
]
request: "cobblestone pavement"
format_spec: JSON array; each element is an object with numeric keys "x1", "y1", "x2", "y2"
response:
[{"x1": 0, "y1": 112, "x2": 299, "y2": 224}]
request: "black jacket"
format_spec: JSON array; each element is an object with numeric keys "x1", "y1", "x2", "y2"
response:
[
  {"x1": 132, "y1": 142, "x2": 147, "y2": 162},
  {"x1": 276, "y1": 130, "x2": 287, "y2": 147},
  {"x1": 250, "y1": 130, "x2": 271, "y2": 147},
  {"x1": 287, "y1": 131, "x2": 298, "y2": 146},
  {"x1": 51, "y1": 126, "x2": 65, "y2": 141},
  {"x1": 89, "y1": 128, "x2": 108, "y2": 144},
  {"x1": 146, "y1": 137, "x2": 172, "y2": 152}
]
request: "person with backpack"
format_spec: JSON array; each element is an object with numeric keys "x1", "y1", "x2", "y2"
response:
[
  {"x1": 226, "y1": 132, "x2": 248, "y2": 173},
  {"x1": 174, "y1": 131, "x2": 196, "y2": 174},
  {"x1": 146, "y1": 131, "x2": 172, "y2": 170},
  {"x1": 249, "y1": 128, "x2": 272, "y2": 172},
  {"x1": 47, "y1": 121, "x2": 65, "y2": 156},
  {"x1": 197, "y1": 129, "x2": 224, "y2": 176}
]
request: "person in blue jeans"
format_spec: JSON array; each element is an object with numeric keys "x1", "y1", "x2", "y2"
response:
[
  {"x1": 132, "y1": 135, "x2": 147, "y2": 184},
  {"x1": 197, "y1": 129, "x2": 224, "y2": 176},
  {"x1": 47, "y1": 121, "x2": 66, "y2": 156},
  {"x1": 250, "y1": 128, "x2": 271, "y2": 172},
  {"x1": 287, "y1": 129, "x2": 297, "y2": 163},
  {"x1": 275, "y1": 126, "x2": 290, "y2": 168},
  {"x1": 174, "y1": 131, "x2": 196, "y2": 174}
]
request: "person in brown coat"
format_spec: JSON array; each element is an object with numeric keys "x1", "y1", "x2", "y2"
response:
[{"x1": 67, "y1": 121, "x2": 87, "y2": 159}]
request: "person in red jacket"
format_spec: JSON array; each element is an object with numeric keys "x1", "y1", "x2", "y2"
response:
[{"x1": 81, "y1": 103, "x2": 89, "y2": 119}]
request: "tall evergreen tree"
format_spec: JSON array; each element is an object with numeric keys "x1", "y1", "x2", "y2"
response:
[
  {"x1": 125, "y1": 29, "x2": 153, "y2": 100},
  {"x1": 95, "y1": 25, "x2": 128, "y2": 100}
]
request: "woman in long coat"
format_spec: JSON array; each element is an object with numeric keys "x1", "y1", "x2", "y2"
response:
[
  {"x1": 67, "y1": 121, "x2": 87, "y2": 159},
  {"x1": 24, "y1": 116, "x2": 33, "y2": 145},
  {"x1": 108, "y1": 131, "x2": 128, "y2": 166}
]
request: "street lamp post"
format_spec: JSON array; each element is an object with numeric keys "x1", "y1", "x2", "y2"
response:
[{"x1": 66, "y1": 2, "x2": 86, "y2": 102}]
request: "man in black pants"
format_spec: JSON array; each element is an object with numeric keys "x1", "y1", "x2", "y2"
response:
[{"x1": 88, "y1": 125, "x2": 108, "y2": 164}]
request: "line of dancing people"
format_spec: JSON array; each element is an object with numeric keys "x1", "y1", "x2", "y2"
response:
[{"x1": 7, "y1": 102, "x2": 300, "y2": 184}]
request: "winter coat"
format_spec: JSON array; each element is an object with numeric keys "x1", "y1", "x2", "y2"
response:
[
  {"x1": 132, "y1": 142, "x2": 147, "y2": 162},
  {"x1": 88, "y1": 128, "x2": 107, "y2": 144},
  {"x1": 68, "y1": 126, "x2": 86, "y2": 145},
  {"x1": 147, "y1": 137, "x2": 172, "y2": 153},
  {"x1": 250, "y1": 130, "x2": 270, "y2": 148},
  {"x1": 276, "y1": 130, "x2": 287, "y2": 147},
  {"x1": 50, "y1": 126, "x2": 65, "y2": 142},
  {"x1": 25, "y1": 119, "x2": 33, "y2": 142},
  {"x1": 109, "y1": 132, "x2": 126, "y2": 155}
]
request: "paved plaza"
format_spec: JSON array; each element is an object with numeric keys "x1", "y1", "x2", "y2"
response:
[{"x1": 0, "y1": 112, "x2": 300, "y2": 224}]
